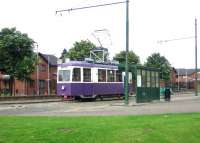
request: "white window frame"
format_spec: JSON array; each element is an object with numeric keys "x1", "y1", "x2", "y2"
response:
[
  {"x1": 97, "y1": 68, "x2": 107, "y2": 83},
  {"x1": 57, "y1": 66, "x2": 72, "y2": 83},
  {"x1": 72, "y1": 66, "x2": 82, "y2": 83},
  {"x1": 82, "y1": 67, "x2": 92, "y2": 83}
]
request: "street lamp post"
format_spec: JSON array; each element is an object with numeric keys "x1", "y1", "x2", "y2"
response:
[
  {"x1": 195, "y1": 18, "x2": 198, "y2": 96},
  {"x1": 35, "y1": 43, "x2": 39, "y2": 96}
]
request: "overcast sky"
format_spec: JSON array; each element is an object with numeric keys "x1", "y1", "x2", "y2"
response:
[{"x1": 0, "y1": 0, "x2": 200, "y2": 68}]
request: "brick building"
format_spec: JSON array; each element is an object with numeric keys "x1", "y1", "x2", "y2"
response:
[
  {"x1": 0, "y1": 72, "x2": 10, "y2": 95},
  {"x1": 173, "y1": 68, "x2": 200, "y2": 91},
  {"x1": 0, "y1": 53, "x2": 57, "y2": 96}
]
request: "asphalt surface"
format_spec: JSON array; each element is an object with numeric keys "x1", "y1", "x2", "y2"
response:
[{"x1": 0, "y1": 94, "x2": 200, "y2": 116}]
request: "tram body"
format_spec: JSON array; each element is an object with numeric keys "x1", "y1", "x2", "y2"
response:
[{"x1": 57, "y1": 61, "x2": 132, "y2": 99}]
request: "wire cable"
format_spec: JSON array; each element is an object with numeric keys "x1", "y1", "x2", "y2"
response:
[
  {"x1": 157, "y1": 36, "x2": 194, "y2": 44},
  {"x1": 56, "y1": 1, "x2": 128, "y2": 14}
]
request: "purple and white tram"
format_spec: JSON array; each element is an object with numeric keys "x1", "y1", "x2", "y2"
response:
[{"x1": 57, "y1": 61, "x2": 132, "y2": 99}]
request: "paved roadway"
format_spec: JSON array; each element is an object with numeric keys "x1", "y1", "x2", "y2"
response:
[{"x1": 0, "y1": 94, "x2": 200, "y2": 116}]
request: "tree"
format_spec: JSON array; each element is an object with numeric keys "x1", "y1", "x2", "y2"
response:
[
  {"x1": 0, "y1": 27, "x2": 36, "y2": 94},
  {"x1": 145, "y1": 53, "x2": 171, "y2": 81},
  {"x1": 113, "y1": 50, "x2": 140, "y2": 64},
  {"x1": 66, "y1": 40, "x2": 96, "y2": 60},
  {"x1": 60, "y1": 48, "x2": 68, "y2": 62}
]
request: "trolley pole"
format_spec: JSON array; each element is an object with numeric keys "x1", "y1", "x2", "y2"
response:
[
  {"x1": 195, "y1": 18, "x2": 198, "y2": 96},
  {"x1": 124, "y1": 0, "x2": 129, "y2": 105}
]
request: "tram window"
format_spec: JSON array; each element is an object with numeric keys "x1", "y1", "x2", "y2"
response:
[
  {"x1": 83, "y1": 68, "x2": 91, "y2": 82},
  {"x1": 72, "y1": 68, "x2": 81, "y2": 81},
  {"x1": 116, "y1": 70, "x2": 122, "y2": 82},
  {"x1": 107, "y1": 70, "x2": 115, "y2": 82},
  {"x1": 98, "y1": 69, "x2": 106, "y2": 82},
  {"x1": 58, "y1": 70, "x2": 70, "y2": 82}
]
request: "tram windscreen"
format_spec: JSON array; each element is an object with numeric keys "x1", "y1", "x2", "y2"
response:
[{"x1": 58, "y1": 70, "x2": 70, "y2": 82}]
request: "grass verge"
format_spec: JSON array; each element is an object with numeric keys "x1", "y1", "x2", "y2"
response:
[{"x1": 0, "y1": 113, "x2": 200, "y2": 143}]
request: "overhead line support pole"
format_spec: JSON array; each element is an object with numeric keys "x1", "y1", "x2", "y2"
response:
[
  {"x1": 56, "y1": 0, "x2": 130, "y2": 104},
  {"x1": 195, "y1": 18, "x2": 198, "y2": 96},
  {"x1": 124, "y1": 0, "x2": 129, "y2": 105}
]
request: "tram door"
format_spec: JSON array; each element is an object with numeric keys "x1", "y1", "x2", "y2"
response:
[{"x1": 136, "y1": 68, "x2": 160, "y2": 103}]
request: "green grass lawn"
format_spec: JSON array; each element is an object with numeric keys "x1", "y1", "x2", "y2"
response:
[{"x1": 0, "y1": 113, "x2": 200, "y2": 143}]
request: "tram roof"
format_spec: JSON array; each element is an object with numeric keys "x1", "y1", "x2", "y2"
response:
[{"x1": 58, "y1": 61, "x2": 118, "y2": 69}]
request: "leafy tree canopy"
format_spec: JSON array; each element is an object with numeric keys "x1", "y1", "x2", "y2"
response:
[
  {"x1": 60, "y1": 48, "x2": 68, "y2": 59},
  {"x1": 145, "y1": 53, "x2": 171, "y2": 81},
  {"x1": 113, "y1": 50, "x2": 140, "y2": 64},
  {"x1": 0, "y1": 27, "x2": 36, "y2": 80},
  {"x1": 66, "y1": 40, "x2": 96, "y2": 60}
]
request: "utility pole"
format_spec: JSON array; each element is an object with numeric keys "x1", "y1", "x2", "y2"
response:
[
  {"x1": 185, "y1": 69, "x2": 188, "y2": 89},
  {"x1": 195, "y1": 18, "x2": 198, "y2": 96},
  {"x1": 124, "y1": 0, "x2": 129, "y2": 105},
  {"x1": 48, "y1": 55, "x2": 50, "y2": 95},
  {"x1": 36, "y1": 43, "x2": 39, "y2": 96},
  {"x1": 157, "y1": 19, "x2": 198, "y2": 96},
  {"x1": 178, "y1": 69, "x2": 179, "y2": 92}
]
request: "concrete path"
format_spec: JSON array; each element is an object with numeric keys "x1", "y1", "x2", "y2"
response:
[{"x1": 0, "y1": 93, "x2": 199, "y2": 116}]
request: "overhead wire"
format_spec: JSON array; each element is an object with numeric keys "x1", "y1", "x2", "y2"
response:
[
  {"x1": 56, "y1": 1, "x2": 127, "y2": 14},
  {"x1": 157, "y1": 36, "x2": 194, "y2": 44}
]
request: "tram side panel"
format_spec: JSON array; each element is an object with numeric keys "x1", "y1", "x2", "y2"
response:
[
  {"x1": 93, "y1": 83, "x2": 124, "y2": 95},
  {"x1": 57, "y1": 83, "x2": 71, "y2": 96}
]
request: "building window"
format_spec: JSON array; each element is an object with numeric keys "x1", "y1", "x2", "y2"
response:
[
  {"x1": 39, "y1": 80, "x2": 45, "y2": 94},
  {"x1": 29, "y1": 80, "x2": 35, "y2": 88},
  {"x1": 39, "y1": 64, "x2": 46, "y2": 72},
  {"x1": 107, "y1": 70, "x2": 115, "y2": 82},
  {"x1": 39, "y1": 80, "x2": 45, "y2": 88},
  {"x1": 83, "y1": 68, "x2": 91, "y2": 82},
  {"x1": 72, "y1": 68, "x2": 81, "y2": 82},
  {"x1": 50, "y1": 79, "x2": 56, "y2": 94},
  {"x1": 98, "y1": 69, "x2": 106, "y2": 82}
]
